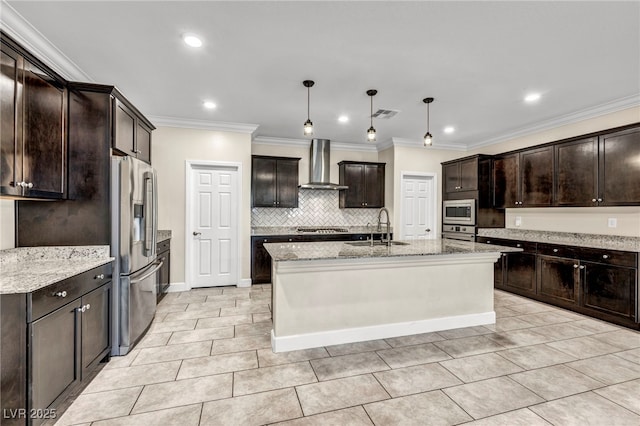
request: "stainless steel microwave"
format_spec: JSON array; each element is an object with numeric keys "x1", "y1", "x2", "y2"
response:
[{"x1": 443, "y1": 199, "x2": 476, "y2": 225}]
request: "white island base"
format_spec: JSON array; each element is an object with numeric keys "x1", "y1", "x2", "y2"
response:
[{"x1": 270, "y1": 251, "x2": 501, "y2": 353}]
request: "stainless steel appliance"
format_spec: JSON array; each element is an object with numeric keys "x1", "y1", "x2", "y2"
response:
[
  {"x1": 298, "y1": 139, "x2": 348, "y2": 190},
  {"x1": 443, "y1": 199, "x2": 476, "y2": 225},
  {"x1": 442, "y1": 224, "x2": 476, "y2": 241},
  {"x1": 111, "y1": 156, "x2": 162, "y2": 355}
]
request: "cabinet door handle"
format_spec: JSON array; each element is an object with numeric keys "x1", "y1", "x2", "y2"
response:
[
  {"x1": 95, "y1": 274, "x2": 105, "y2": 280},
  {"x1": 516, "y1": 244, "x2": 522, "y2": 248},
  {"x1": 592, "y1": 198, "x2": 597, "y2": 202},
  {"x1": 134, "y1": 150, "x2": 142, "y2": 154},
  {"x1": 573, "y1": 264, "x2": 579, "y2": 269},
  {"x1": 263, "y1": 239, "x2": 268, "y2": 242},
  {"x1": 85, "y1": 304, "x2": 91, "y2": 310},
  {"x1": 602, "y1": 254, "x2": 609, "y2": 259},
  {"x1": 579, "y1": 265, "x2": 585, "y2": 270},
  {"x1": 55, "y1": 291, "x2": 67, "y2": 298},
  {"x1": 597, "y1": 198, "x2": 603, "y2": 202},
  {"x1": 553, "y1": 248, "x2": 558, "y2": 253},
  {"x1": 486, "y1": 240, "x2": 491, "y2": 244},
  {"x1": 273, "y1": 201, "x2": 277, "y2": 205}
]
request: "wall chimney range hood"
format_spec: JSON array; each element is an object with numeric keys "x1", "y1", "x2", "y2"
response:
[{"x1": 299, "y1": 139, "x2": 348, "y2": 190}]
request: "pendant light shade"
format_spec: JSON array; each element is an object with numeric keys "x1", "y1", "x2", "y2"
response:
[
  {"x1": 303, "y1": 80, "x2": 314, "y2": 136},
  {"x1": 367, "y1": 89, "x2": 377, "y2": 142},
  {"x1": 423, "y1": 97, "x2": 434, "y2": 146}
]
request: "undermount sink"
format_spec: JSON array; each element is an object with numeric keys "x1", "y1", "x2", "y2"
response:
[{"x1": 346, "y1": 241, "x2": 410, "y2": 247}]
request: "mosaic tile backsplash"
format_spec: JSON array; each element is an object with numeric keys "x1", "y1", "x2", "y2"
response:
[{"x1": 251, "y1": 190, "x2": 381, "y2": 227}]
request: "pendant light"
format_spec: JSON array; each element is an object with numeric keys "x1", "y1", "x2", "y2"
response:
[
  {"x1": 367, "y1": 89, "x2": 377, "y2": 142},
  {"x1": 423, "y1": 97, "x2": 434, "y2": 146},
  {"x1": 303, "y1": 80, "x2": 314, "y2": 136}
]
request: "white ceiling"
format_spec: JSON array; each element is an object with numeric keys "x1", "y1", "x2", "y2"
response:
[{"x1": 3, "y1": 1, "x2": 639, "y2": 150}]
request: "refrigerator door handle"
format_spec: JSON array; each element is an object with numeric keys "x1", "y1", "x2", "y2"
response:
[
  {"x1": 142, "y1": 171, "x2": 156, "y2": 257},
  {"x1": 130, "y1": 260, "x2": 164, "y2": 284}
]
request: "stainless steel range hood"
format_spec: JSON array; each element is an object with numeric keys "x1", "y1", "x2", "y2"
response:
[{"x1": 299, "y1": 139, "x2": 348, "y2": 190}]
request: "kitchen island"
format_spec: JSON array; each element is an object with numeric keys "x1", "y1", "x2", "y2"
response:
[{"x1": 264, "y1": 239, "x2": 521, "y2": 352}]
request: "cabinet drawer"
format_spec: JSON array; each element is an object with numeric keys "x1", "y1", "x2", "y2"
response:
[
  {"x1": 537, "y1": 243, "x2": 578, "y2": 259},
  {"x1": 29, "y1": 263, "x2": 112, "y2": 322},
  {"x1": 478, "y1": 237, "x2": 536, "y2": 253},
  {"x1": 575, "y1": 247, "x2": 637, "y2": 268},
  {"x1": 157, "y1": 239, "x2": 170, "y2": 254}
]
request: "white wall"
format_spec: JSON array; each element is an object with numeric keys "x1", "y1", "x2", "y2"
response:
[
  {"x1": 0, "y1": 200, "x2": 15, "y2": 249},
  {"x1": 152, "y1": 126, "x2": 252, "y2": 285},
  {"x1": 468, "y1": 106, "x2": 640, "y2": 237}
]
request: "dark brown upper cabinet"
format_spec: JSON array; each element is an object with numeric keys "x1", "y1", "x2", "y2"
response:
[
  {"x1": 555, "y1": 137, "x2": 599, "y2": 206},
  {"x1": 1, "y1": 36, "x2": 66, "y2": 199},
  {"x1": 554, "y1": 127, "x2": 640, "y2": 206},
  {"x1": 251, "y1": 156, "x2": 300, "y2": 208},
  {"x1": 494, "y1": 146, "x2": 553, "y2": 208},
  {"x1": 113, "y1": 99, "x2": 153, "y2": 163},
  {"x1": 598, "y1": 127, "x2": 640, "y2": 206},
  {"x1": 338, "y1": 161, "x2": 385, "y2": 208},
  {"x1": 443, "y1": 157, "x2": 478, "y2": 194}
]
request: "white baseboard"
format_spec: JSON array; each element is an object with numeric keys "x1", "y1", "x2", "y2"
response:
[
  {"x1": 166, "y1": 282, "x2": 189, "y2": 292},
  {"x1": 271, "y1": 311, "x2": 496, "y2": 353},
  {"x1": 237, "y1": 278, "x2": 252, "y2": 288}
]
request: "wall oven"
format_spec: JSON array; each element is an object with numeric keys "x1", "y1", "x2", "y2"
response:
[{"x1": 443, "y1": 199, "x2": 476, "y2": 225}]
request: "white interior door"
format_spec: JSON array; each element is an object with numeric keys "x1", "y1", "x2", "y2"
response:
[
  {"x1": 191, "y1": 165, "x2": 238, "y2": 287},
  {"x1": 400, "y1": 173, "x2": 436, "y2": 240}
]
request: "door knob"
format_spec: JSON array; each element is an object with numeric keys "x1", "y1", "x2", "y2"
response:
[
  {"x1": 425, "y1": 229, "x2": 431, "y2": 232},
  {"x1": 193, "y1": 232, "x2": 201, "y2": 236}
]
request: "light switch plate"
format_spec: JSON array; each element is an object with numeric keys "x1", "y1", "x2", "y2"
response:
[
  {"x1": 515, "y1": 216, "x2": 522, "y2": 227},
  {"x1": 608, "y1": 218, "x2": 617, "y2": 228}
]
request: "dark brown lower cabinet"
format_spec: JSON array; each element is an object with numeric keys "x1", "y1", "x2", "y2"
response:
[
  {"x1": 582, "y1": 262, "x2": 636, "y2": 322},
  {"x1": 537, "y1": 255, "x2": 579, "y2": 306},
  {"x1": 0, "y1": 264, "x2": 112, "y2": 426},
  {"x1": 478, "y1": 236, "x2": 638, "y2": 329}
]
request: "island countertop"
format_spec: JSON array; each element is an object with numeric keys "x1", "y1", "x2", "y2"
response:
[
  {"x1": 0, "y1": 246, "x2": 114, "y2": 294},
  {"x1": 264, "y1": 239, "x2": 521, "y2": 262}
]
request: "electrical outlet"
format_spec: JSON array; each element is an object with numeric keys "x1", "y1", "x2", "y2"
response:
[
  {"x1": 515, "y1": 216, "x2": 522, "y2": 227},
  {"x1": 608, "y1": 218, "x2": 617, "y2": 228}
]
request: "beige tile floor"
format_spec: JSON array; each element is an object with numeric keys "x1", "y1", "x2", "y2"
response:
[{"x1": 52, "y1": 286, "x2": 640, "y2": 426}]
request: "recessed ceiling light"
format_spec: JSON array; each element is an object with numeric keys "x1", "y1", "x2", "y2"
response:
[
  {"x1": 183, "y1": 33, "x2": 203, "y2": 48},
  {"x1": 203, "y1": 101, "x2": 216, "y2": 109},
  {"x1": 524, "y1": 93, "x2": 541, "y2": 103},
  {"x1": 338, "y1": 115, "x2": 349, "y2": 123},
  {"x1": 444, "y1": 126, "x2": 455, "y2": 134}
]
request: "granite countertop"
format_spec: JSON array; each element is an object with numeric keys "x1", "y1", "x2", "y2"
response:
[
  {"x1": 252, "y1": 226, "x2": 392, "y2": 236},
  {"x1": 264, "y1": 239, "x2": 521, "y2": 262},
  {"x1": 157, "y1": 230, "x2": 172, "y2": 243},
  {"x1": 477, "y1": 228, "x2": 640, "y2": 253},
  {"x1": 0, "y1": 246, "x2": 114, "y2": 295}
]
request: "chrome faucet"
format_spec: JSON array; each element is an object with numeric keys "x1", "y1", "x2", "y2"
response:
[{"x1": 377, "y1": 207, "x2": 391, "y2": 246}]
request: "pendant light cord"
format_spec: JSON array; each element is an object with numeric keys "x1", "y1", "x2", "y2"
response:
[{"x1": 307, "y1": 85, "x2": 310, "y2": 120}]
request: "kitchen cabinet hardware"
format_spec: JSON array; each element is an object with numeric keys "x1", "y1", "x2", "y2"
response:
[
  {"x1": 55, "y1": 291, "x2": 67, "y2": 298},
  {"x1": 592, "y1": 198, "x2": 597, "y2": 202},
  {"x1": 574, "y1": 264, "x2": 579, "y2": 268},
  {"x1": 602, "y1": 254, "x2": 609, "y2": 259},
  {"x1": 579, "y1": 265, "x2": 585, "y2": 270},
  {"x1": 338, "y1": 161, "x2": 385, "y2": 209},
  {"x1": 553, "y1": 248, "x2": 558, "y2": 253},
  {"x1": 94, "y1": 274, "x2": 105, "y2": 280},
  {"x1": 516, "y1": 243, "x2": 522, "y2": 248},
  {"x1": 598, "y1": 198, "x2": 603, "y2": 202}
]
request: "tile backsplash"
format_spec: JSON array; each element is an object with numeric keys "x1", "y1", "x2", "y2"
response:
[{"x1": 251, "y1": 190, "x2": 380, "y2": 227}]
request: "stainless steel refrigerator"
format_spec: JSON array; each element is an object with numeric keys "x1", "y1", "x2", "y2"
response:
[{"x1": 111, "y1": 156, "x2": 162, "y2": 355}]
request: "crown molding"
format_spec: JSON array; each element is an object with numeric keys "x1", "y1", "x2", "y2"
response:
[
  {"x1": 148, "y1": 115, "x2": 259, "y2": 134},
  {"x1": 0, "y1": 1, "x2": 92, "y2": 81},
  {"x1": 252, "y1": 136, "x2": 308, "y2": 147},
  {"x1": 387, "y1": 137, "x2": 468, "y2": 151},
  {"x1": 252, "y1": 136, "x2": 378, "y2": 152},
  {"x1": 468, "y1": 94, "x2": 640, "y2": 150}
]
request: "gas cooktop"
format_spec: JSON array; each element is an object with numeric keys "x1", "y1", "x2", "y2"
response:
[{"x1": 296, "y1": 227, "x2": 349, "y2": 234}]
